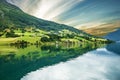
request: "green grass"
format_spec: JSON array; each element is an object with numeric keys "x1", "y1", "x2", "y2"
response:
[
  {"x1": 61, "y1": 38, "x2": 79, "y2": 42},
  {"x1": 0, "y1": 28, "x2": 110, "y2": 45},
  {"x1": 0, "y1": 36, "x2": 41, "y2": 45},
  {"x1": 17, "y1": 36, "x2": 40, "y2": 43},
  {"x1": 0, "y1": 38, "x2": 17, "y2": 45},
  {"x1": 0, "y1": 45, "x2": 18, "y2": 55}
]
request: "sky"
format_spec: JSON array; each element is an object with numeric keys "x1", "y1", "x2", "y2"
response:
[{"x1": 6, "y1": 0, "x2": 120, "y2": 29}]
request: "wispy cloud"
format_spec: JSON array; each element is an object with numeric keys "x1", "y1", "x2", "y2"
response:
[
  {"x1": 6, "y1": 0, "x2": 83, "y2": 20},
  {"x1": 6, "y1": 0, "x2": 120, "y2": 29}
]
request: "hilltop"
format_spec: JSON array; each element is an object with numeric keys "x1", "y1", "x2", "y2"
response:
[
  {"x1": 0, "y1": 0, "x2": 85, "y2": 34},
  {"x1": 0, "y1": 0, "x2": 112, "y2": 45}
]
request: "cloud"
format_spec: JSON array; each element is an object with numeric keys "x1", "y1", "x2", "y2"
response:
[
  {"x1": 6, "y1": 0, "x2": 120, "y2": 29},
  {"x1": 6, "y1": 0, "x2": 83, "y2": 20},
  {"x1": 21, "y1": 48, "x2": 120, "y2": 80}
]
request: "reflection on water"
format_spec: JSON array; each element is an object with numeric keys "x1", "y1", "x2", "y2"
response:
[
  {"x1": 0, "y1": 43, "x2": 117, "y2": 80},
  {"x1": 21, "y1": 44, "x2": 120, "y2": 80},
  {"x1": 0, "y1": 43, "x2": 103, "y2": 80}
]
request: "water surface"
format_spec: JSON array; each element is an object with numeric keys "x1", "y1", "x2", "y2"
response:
[
  {"x1": 21, "y1": 42, "x2": 120, "y2": 80},
  {"x1": 0, "y1": 43, "x2": 120, "y2": 80}
]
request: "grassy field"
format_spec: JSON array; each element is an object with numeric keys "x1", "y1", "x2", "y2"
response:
[
  {"x1": 0, "y1": 45, "x2": 18, "y2": 55},
  {"x1": 0, "y1": 27, "x2": 111, "y2": 45},
  {"x1": 17, "y1": 36, "x2": 41, "y2": 43},
  {"x1": 0, "y1": 38, "x2": 18, "y2": 45},
  {"x1": 0, "y1": 36, "x2": 41, "y2": 45}
]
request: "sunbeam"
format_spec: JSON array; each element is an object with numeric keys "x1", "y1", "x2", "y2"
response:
[{"x1": 6, "y1": 0, "x2": 120, "y2": 29}]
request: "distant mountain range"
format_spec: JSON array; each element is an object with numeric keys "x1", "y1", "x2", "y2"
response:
[
  {"x1": 104, "y1": 29, "x2": 120, "y2": 41},
  {"x1": 0, "y1": 0, "x2": 87, "y2": 35}
]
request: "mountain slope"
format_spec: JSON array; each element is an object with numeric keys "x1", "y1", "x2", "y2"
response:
[
  {"x1": 0, "y1": 0, "x2": 86, "y2": 34},
  {"x1": 104, "y1": 29, "x2": 120, "y2": 41},
  {"x1": 0, "y1": 0, "x2": 113, "y2": 45}
]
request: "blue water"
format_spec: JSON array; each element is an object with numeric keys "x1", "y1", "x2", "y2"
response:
[
  {"x1": 21, "y1": 42, "x2": 120, "y2": 80},
  {"x1": 0, "y1": 42, "x2": 120, "y2": 80}
]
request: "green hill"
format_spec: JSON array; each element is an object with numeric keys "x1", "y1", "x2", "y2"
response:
[
  {"x1": 0, "y1": 0, "x2": 112, "y2": 45},
  {"x1": 0, "y1": 0, "x2": 85, "y2": 34}
]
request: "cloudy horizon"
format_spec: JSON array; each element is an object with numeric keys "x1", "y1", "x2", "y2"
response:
[{"x1": 6, "y1": 0, "x2": 120, "y2": 29}]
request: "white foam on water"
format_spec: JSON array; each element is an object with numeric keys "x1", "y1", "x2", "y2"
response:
[{"x1": 21, "y1": 48, "x2": 120, "y2": 80}]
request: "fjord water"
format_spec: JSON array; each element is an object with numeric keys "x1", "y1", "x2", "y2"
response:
[{"x1": 0, "y1": 42, "x2": 120, "y2": 80}]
